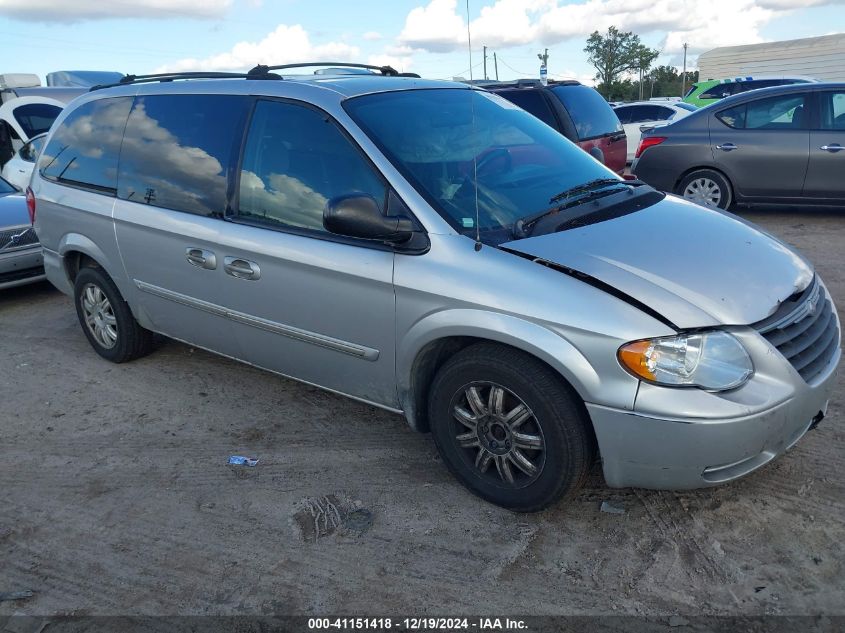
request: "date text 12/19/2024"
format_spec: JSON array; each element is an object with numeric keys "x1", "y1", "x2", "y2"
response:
[{"x1": 308, "y1": 618, "x2": 528, "y2": 630}]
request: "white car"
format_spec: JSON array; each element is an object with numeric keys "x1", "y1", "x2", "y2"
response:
[
  {"x1": 1, "y1": 132, "x2": 45, "y2": 190},
  {"x1": 613, "y1": 101, "x2": 697, "y2": 163}
]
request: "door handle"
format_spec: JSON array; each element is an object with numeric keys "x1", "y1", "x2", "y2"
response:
[
  {"x1": 716, "y1": 143, "x2": 738, "y2": 151},
  {"x1": 820, "y1": 144, "x2": 843, "y2": 152},
  {"x1": 224, "y1": 256, "x2": 261, "y2": 281},
  {"x1": 186, "y1": 247, "x2": 217, "y2": 270}
]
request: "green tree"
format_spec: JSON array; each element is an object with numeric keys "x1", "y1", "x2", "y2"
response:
[{"x1": 584, "y1": 26, "x2": 659, "y2": 98}]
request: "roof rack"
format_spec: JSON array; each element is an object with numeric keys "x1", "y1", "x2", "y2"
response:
[
  {"x1": 246, "y1": 62, "x2": 420, "y2": 78},
  {"x1": 89, "y1": 63, "x2": 420, "y2": 92},
  {"x1": 90, "y1": 70, "x2": 282, "y2": 91}
]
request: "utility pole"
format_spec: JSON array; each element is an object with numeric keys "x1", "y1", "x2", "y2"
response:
[
  {"x1": 681, "y1": 42, "x2": 688, "y2": 97},
  {"x1": 537, "y1": 48, "x2": 549, "y2": 67},
  {"x1": 493, "y1": 52, "x2": 499, "y2": 80},
  {"x1": 537, "y1": 48, "x2": 549, "y2": 85},
  {"x1": 483, "y1": 45, "x2": 488, "y2": 80}
]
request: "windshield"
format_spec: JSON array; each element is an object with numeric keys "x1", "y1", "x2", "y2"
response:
[{"x1": 343, "y1": 88, "x2": 616, "y2": 244}]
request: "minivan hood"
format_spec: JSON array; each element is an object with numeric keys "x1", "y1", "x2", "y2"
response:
[{"x1": 501, "y1": 196, "x2": 813, "y2": 329}]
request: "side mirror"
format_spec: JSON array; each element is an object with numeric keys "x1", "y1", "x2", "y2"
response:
[{"x1": 323, "y1": 193, "x2": 415, "y2": 244}]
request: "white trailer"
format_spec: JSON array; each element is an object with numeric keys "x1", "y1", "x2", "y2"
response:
[{"x1": 698, "y1": 33, "x2": 845, "y2": 82}]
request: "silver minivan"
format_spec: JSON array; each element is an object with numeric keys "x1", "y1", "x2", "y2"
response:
[{"x1": 31, "y1": 65, "x2": 841, "y2": 511}]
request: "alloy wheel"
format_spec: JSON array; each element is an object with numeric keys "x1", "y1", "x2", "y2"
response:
[
  {"x1": 80, "y1": 283, "x2": 118, "y2": 349},
  {"x1": 450, "y1": 382, "x2": 546, "y2": 487}
]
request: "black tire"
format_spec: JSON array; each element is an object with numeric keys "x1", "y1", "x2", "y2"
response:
[
  {"x1": 74, "y1": 266, "x2": 153, "y2": 363},
  {"x1": 677, "y1": 169, "x2": 733, "y2": 210},
  {"x1": 428, "y1": 343, "x2": 594, "y2": 512}
]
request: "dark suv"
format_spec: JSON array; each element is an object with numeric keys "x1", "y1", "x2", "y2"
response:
[{"x1": 484, "y1": 80, "x2": 626, "y2": 175}]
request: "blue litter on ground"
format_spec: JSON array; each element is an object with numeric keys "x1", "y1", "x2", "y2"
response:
[{"x1": 228, "y1": 455, "x2": 259, "y2": 467}]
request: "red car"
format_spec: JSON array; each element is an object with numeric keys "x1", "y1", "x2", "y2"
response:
[{"x1": 485, "y1": 80, "x2": 626, "y2": 175}]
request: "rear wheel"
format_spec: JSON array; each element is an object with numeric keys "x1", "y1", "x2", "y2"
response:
[
  {"x1": 428, "y1": 343, "x2": 594, "y2": 512},
  {"x1": 677, "y1": 169, "x2": 733, "y2": 209},
  {"x1": 74, "y1": 267, "x2": 153, "y2": 363}
]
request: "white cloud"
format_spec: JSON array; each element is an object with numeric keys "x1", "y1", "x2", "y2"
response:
[
  {"x1": 399, "y1": 0, "x2": 467, "y2": 52},
  {"x1": 363, "y1": 31, "x2": 383, "y2": 41},
  {"x1": 157, "y1": 24, "x2": 359, "y2": 73},
  {"x1": 398, "y1": 0, "x2": 844, "y2": 57},
  {"x1": 0, "y1": 0, "x2": 231, "y2": 20}
]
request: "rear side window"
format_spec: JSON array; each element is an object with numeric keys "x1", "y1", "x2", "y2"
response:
[
  {"x1": 235, "y1": 100, "x2": 386, "y2": 233},
  {"x1": 39, "y1": 97, "x2": 132, "y2": 195},
  {"x1": 13, "y1": 103, "x2": 62, "y2": 138},
  {"x1": 716, "y1": 94, "x2": 807, "y2": 130},
  {"x1": 550, "y1": 85, "x2": 622, "y2": 140},
  {"x1": 819, "y1": 91, "x2": 845, "y2": 130},
  {"x1": 613, "y1": 106, "x2": 632, "y2": 124},
  {"x1": 493, "y1": 90, "x2": 558, "y2": 129},
  {"x1": 118, "y1": 94, "x2": 251, "y2": 217}
]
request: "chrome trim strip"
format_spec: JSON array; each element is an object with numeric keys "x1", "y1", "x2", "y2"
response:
[
  {"x1": 155, "y1": 333, "x2": 402, "y2": 414},
  {"x1": 135, "y1": 279, "x2": 380, "y2": 361}
]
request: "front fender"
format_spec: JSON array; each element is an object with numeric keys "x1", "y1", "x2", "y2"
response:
[{"x1": 397, "y1": 309, "x2": 612, "y2": 430}]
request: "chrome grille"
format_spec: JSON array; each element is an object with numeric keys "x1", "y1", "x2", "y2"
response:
[
  {"x1": 756, "y1": 278, "x2": 840, "y2": 383},
  {"x1": 0, "y1": 226, "x2": 39, "y2": 251}
]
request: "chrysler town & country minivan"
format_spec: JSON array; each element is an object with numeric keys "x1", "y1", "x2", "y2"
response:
[{"x1": 31, "y1": 65, "x2": 840, "y2": 510}]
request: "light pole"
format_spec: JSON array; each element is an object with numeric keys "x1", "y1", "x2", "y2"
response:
[{"x1": 681, "y1": 42, "x2": 688, "y2": 97}]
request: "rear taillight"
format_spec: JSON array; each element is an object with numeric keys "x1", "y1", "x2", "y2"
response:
[
  {"x1": 635, "y1": 136, "x2": 667, "y2": 159},
  {"x1": 26, "y1": 186, "x2": 36, "y2": 224}
]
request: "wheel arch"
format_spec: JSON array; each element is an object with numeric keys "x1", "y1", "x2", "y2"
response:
[
  {"x1": 398, "y1": 310, "x2": 602, "y2": 434},
  {"x1": 58, "y1": 233, "x2": 131, "y2": 297}
]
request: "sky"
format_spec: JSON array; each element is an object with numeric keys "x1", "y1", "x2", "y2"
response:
[{"x1": 0, "y1": 0, "x2": 843, "y2": 86}]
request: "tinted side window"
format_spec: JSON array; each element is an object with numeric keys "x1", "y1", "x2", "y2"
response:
[
  {"x1": 740, "y1": 79, "x2": 779, "y2": 92},
  {"x1": 701, "y1": 83, "x2": 738, "y2": 100},
  {"x1": 745, "y1": 94, "x2": 807, "y2": 129},
  {"x1": 626, "y1": 105, "x2": 667, "y2": 122},
  {"x1": 495, "y1": 90, "x2": 558, "y2": 128},
  {"x1": 40, "y1": 97, "x2": 132, "y2": 194},
  {"x1": 550, "y1": 85, "x2": 622, "y2": 139},
  {"x1": 118, "y1": 94, "x2": 251, "y2": 216},
  {"x1": 13, "y1": 103, "x2": 62, "y2": 138},
  {"x1": 819, "y1": 92, "x2": 845, "y2": 130},
  {"x1": 655, "y1": 106, "x2": 676, "y2": 120},
  {"x1": 613, "y1": 106, "x2": 632, "y2": 124},
  {"x1": 236, "y1": 100, "x2": 386, "y2": 233},
  {"x1": 716, "y1": 94, "x2": 807, "y2": 130}
]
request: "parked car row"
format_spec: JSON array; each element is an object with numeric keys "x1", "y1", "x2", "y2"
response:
[{"x1": 24, "y1": 64, "x2": 839, "y2": 511}]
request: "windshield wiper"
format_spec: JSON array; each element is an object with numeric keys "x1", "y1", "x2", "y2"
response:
[
  {"x1": 513, "y1": 179, "x2": 646, "y2": 239},
  {"x1": 548, "y1": 178, "x2": 638, "y2": 204}
]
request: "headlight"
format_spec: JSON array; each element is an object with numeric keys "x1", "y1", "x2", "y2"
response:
[{"x1": 618, "y1": 331, "x2": 753, "y2": 391}]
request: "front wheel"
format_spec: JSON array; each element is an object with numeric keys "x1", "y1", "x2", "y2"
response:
[
  {"x1": 677, "y1": 169, "x2": 733, "y2": 209},
  {"x1": 428, "y1": 343, "x2": 594, "y2": 512},
  {"x1": 74, "y1": 266, "x2": 153, "y2": 363}
]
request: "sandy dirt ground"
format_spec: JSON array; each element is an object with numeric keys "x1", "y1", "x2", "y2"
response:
[{"x1": 0, "y1": 207, "x2": 842, "y2": 619}]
